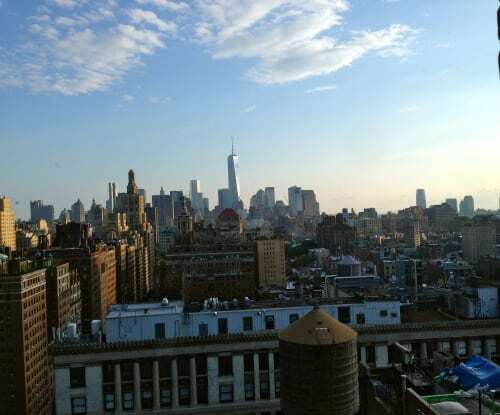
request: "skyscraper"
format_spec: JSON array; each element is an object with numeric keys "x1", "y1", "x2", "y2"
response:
[
  {"x1": 152, "y1": 187, "x2": 173, "y2": 229},
  {"x1": 288, "y1": 186, "x2": 303, "y2": 216},
  {"x1": 0, "y1": 196, "x2": 16, "y2": 252},
  {"x1": 70, "y1": 199, "x2": 85, "y2": 223},
  {"x1": 460, "y1": 195, "x2": 475, "y2": 218},
  {"x1": 30, "y1": 200, "x2": 55, "y2": 226},
  {"x1": 227, "y1": 141, "x2": 241, "y2": 209},
  {"x1": 265, "y1": 187, "x2": 276, "y2": 208},
  {"x1": 106, "y1": 182, "x2": 117, "y2": 213},
  {"x1": 445, "y1": 198, "x2": 458, "y2": 213},
  {"x1": 416, "y1": 189, "x2": 427, "y2": 209},
  {"x1": 301, "y1": 189, "x2": 320, "y2": 217},
  {"x1": 189, "y1": 179, "x2": 205, "y2": 212}
]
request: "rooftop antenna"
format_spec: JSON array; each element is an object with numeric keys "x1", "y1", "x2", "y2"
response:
[{"x1": 231, "y1": 137, "x2": 235, "y2": 155}]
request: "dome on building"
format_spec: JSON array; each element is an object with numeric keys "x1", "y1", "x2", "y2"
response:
[{"x1": 279, "y1": 306, "x2": 357, "y2": 346}]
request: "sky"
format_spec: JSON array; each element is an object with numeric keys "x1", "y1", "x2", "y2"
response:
[{"x1": 0, "y1": 0, "x2": 499, "y2": 220}]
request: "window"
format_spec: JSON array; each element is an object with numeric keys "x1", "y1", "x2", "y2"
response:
[
  {"x1": 244, "y1": 354, "x2": 254, "y2": 372},
  {"x1": 260, "y1": 379, "x2": 270, "y2": 400},
  {"x1": 70, "y1": 367, "x2": 86, "y2": 388},
  {"x1": 142, "y1": 390, "x2": 153, "y2": 409},
  {"x1": 218, "y1": 318, "x2": 228, "y2": 335},
  {"x1": 198, "y1": 323, "x2": 208, "y2": 337},
  {"x1": 218, "y1": 355, "x2": 233, "y2": 376},
  {"x1": 265, "y1": 315, "x2": 275, "y2": 330},
  {"x1": 155, "y1": 323, "x2": 166, "y2": 339},
  {"x1": 243, "y1": 316, "x2": 253, "y2": 331},
  {"x1": 103, "y1": 393, "x2": 115, "y2": 412},
  {"x1": 71, "y1": 397, "x2": 87, "y2": 415},
  {"x1": 356, "y1": 313, "x2": 365, "y2": 325},
  {"x1": 123, "y1": 392, "x2": 134, "y2": 410},
  {"x1": 245, "y1": 381, "x2": 255, "y2": 400},
  {"x1": 289, "y1": 313, "x2": 299, "y2": 324},
  {"x1": 219, "y1": 383, "x2": 234, "y2": 403},
  {"x1": 380, "y1": 310, "x2": 388, "y2": 317},
  {"x1": 338, "y1": 307, "x2": 351, "y2": 324},
  {"x1": 259, "y1": 353, "x2": 269, "y2": 371},
  {"x1": 160, "y1": 388, "x2": 171, "y2": 407}
]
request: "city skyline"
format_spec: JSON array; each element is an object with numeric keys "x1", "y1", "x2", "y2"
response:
[{"x1": 1, "y1": 0, "x2": 499, "y2": 218}]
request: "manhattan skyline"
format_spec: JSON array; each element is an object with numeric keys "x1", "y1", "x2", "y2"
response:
[{"x1": 1, "y1": 0, "x2": 499, "y2": 218}]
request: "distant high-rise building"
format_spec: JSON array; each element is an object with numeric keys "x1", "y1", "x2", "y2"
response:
[
  {"x1": 460, "y1": 195, "x2": 475, "y2": 218},
  {"x1": 416, "y1": 189, "x2": 427, "y2": 209},
  {"x1": 0, "y1": 260, "x2": 52, "y2": 415},
  {"x1": 30, "y1": 200, "x2": 55, "y2": 226},
  {"x1": 288, "y1": 186, "x2": 303, "y2": 216},
  {"x1": 70, "y1": 199, "x2": 85, "y2": 223},
  {"x1": 138, "y1": 188, "x2": 147, "y2": 203},
  {"x1": 445, "y1": 198, "x2": 458, "y2": 213},
  {"x1": 145, "y1": 204, "x2": 159, "y2": 243},
  {"x1": 117, "y1": 170, "x2": 147, "y2": 231},
  {"x1": 152, "y1": 187, "x2": 173, "y2": 229},
  {"x1": 227, "y1": 141, "x2": 241, "y2": 209},
  {"x1": 170, "y1": 190, "x2": 184, "y2": 219},
  {"x1": 106, "y1": 182, "x2": 117, "y2": 213},
  {"x1": 301, "y1": 189, "x2": 320, "y2": 217},
  {"x1": 189, "y1": 179, "x2": 205, "y2": 213},
  {"x1": 265, "y1": 187, "x2": 276, "y2": 208},
  {"x1": 0, "y1": 196, "x2": 16, "y2": 252},
  {"x1": 218, "y1": 188, "x2": 232, "y2": 209}
]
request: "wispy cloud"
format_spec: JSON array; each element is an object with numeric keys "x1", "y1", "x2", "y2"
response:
[
  {"x1": 127, "y1": 8, "x2": 177, "y2": 33},
  {"x1": 434, "y1": 42, "x2": 452, "y2": 49},
  {"x1": 1, "y1": 0, "x2": 179, "y2": 95},
  {"x1": 195, "y1": 0, "x2": 419, "y2": 84},
  {"x1": 2, "y1": 0, "x2": 420, "y2": 95},
  {"x1": 148, "y1": 96, "x2": 171, "y2": 104},
  {"x1": 135, "y1": 0, "x2": 189, "y2": 12},
  {"x1": 398, "y1": 105, "x2": 420, "y2": 113},
  {"x1": 123, "y1": 94, "x2": 135, "y2": 102},
  {"x1": 240, "y1": 105, "x2": 256, "y2": 114},
  {"x1": 305, "y1": 85, "x2": 337, "y2": 94}
]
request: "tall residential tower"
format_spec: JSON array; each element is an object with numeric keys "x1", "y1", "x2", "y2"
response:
[{"x1": 416, "y1": 189, "x2": 427, "y2": 209}]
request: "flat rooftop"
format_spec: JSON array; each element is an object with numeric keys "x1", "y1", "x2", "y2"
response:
[{"x1": 107, "y1": 296, "x2": 401, "y2": 318}]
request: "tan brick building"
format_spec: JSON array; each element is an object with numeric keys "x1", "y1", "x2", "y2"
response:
[
  {"x1": 256, "y1": 239, "x2": 286, "y2": 288},
  {"x1": 0, "y1": 196, "x2": 16, "y2": 252}
]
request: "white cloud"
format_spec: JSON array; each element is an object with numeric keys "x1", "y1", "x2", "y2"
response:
[
  {"x1": 135, "y1": 0, "x2": 189, "y2": 12},
  {"x1": 2, "y1": 0, "x2": 175, "y2": 95},
  {"x1": 195, "y1": 0, "x2": 418, "y2": 84},
  {"x1": 123, "y1": 94, "x2": 135, "y2": 102},
  {"x1": 434, "y1": 42, "x2": 452, "y2": 49},
  {"x1": 50, "y1": 0, "x2": 79, "y2": 9},
  {"x1": 148, "y1": 95, "x2": 171, "y2": 103},
  {"x1": 240, "y1": 105, "x2": 256, "y2": 114},
  {"x1": 127, "y1": 8, "x2": 176, "y2": 33},
  {"x1": 305, "y1": 85, "x2": 337, "y2": 94},
  {"x1": 398, "y1": 105, "x2": 420, "y2": 113}
]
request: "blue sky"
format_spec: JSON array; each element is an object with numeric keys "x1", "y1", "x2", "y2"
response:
[{"x1": 0, "y1": 0, "x2": 499, "y2": 219}]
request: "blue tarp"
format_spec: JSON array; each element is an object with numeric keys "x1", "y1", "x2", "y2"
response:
[{"x1": 442, "y1": 355, "x2": 500, "y2": 390}]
